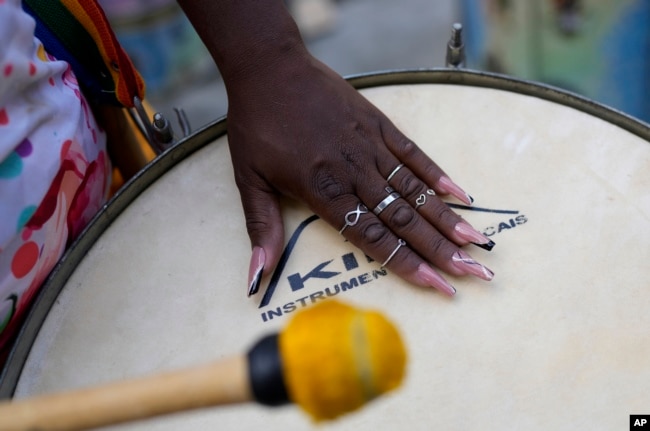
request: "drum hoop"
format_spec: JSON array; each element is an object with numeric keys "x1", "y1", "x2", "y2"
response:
[{"x1": 2, "y1": 68, "x2": 649, "y2": 398}]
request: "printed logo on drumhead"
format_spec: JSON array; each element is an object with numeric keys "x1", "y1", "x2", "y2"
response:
[
  {"x1": 444, "y1": 203, "x2": 528, "y2": 238},
  {"x1": 257, "y1": 204, "x2": 528, "y2": 322}
]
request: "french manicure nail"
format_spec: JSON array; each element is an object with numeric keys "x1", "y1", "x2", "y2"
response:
[
  {"x1": 417, "y1": 263, "x2": 456, "y2": 296},
  {"x1": 454, "y1": 221, "x2": 496, "y2": 251},
  {"x1": 451, "y1": 250, "x2": 494, "y2": 281},
  {"x1": 437, "y1": 176, "x2": 474, "y2": 205},
  {"x1": 247, "y1": 246, "x2": 265, "y2": 296}
]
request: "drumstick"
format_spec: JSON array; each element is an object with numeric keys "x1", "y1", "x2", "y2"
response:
[{"x1": 0, "y1": 300, "x2": 406, "y2": 431}]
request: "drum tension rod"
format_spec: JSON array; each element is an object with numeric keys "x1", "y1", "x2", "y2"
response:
[
  {"x1": 445, "y1": 22, "x2": 465, "y2": 68},
  {"x1": 130, "y1": 96, "x2": 192, "y2": 155}
]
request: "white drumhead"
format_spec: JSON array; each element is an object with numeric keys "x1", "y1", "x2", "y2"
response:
[{"x1": 12, "y1": 79, "x2": 650, "y2": 430}]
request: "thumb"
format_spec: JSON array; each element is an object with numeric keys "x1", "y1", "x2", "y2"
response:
[{"x1": 239, "y1": 185, "x2": 285, "y2": 297}]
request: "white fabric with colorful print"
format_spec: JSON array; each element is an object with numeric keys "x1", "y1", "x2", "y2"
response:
[{"x1": 0, "y1": 0, "x2": 110, "y2": 350}]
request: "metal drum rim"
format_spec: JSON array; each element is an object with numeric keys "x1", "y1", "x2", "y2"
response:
[{"x1": 2, "y1": 68, "x2": 648, "y2": 398}]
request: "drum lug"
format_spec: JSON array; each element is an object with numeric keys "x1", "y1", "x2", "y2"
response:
[
  {"x1": 152, "y1": 112, "x2": 175, "y2": 148},
  {"x1": 130, "y1": 96, "x2": 192, "y2": 155},
  {"x1": 445, "y1": 22, "x2": 465, "y2": 68}
]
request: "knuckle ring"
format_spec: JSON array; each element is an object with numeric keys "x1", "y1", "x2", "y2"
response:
[
  {"x1": 414, "y1": 189, "x2": 436, "y2": 209},
  {"x1": 339, "y1": 203, "x2": 368, "y2": 234},
  {"x1": 373, "y1": 187, "x2": 402, "y2": 215},
  {"x1": 386, "y1": 163, "x2": 404, "y2": 182},
  {"x1": 382, "y1": 238, "x2": 406, "y2": 268}
]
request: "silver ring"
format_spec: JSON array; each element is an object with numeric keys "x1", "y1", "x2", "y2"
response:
[
  {"x1": 373, "y1": 187, "x2": 401, "y2": 215},
  {"x1": 414, "y1": 189, "x2": 436, "y2": 209},
  {"x1": 339, "y1": 203, "x2": 368, "y2": 234},
  {"x1": 382, "y1": 239, "x2": 406, "y2": 268},
  {"x1": 386, "y1": 163, "x2": 404, "y2": 182}
]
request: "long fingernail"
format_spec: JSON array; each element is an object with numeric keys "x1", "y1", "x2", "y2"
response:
[
  {"x1": 451, "y1": 250, "x2": 494, "y2": 281},
  {"x1": 454, "y1": 221, "x2": 495, "y2": 251},
  {"x1": 417, "y1": 263, "x2": 456, "y2": 296},
  {"x1": 437, "y1": 176, "x2": 474, "y2": 205},
  {"x1": 247, "y1": 246, "x2": 265, "y2": 296}
]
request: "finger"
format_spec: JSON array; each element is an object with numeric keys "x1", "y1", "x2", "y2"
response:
[
  {"x1": 236, "y1": 177, "x2": 285, "y2": 297},
  {"x1": 321, "y1": 193, "x2": 457, "y2": 296},
  {"x1": 363, "y1": 179, "x2": 494, "y2": 282},
  {"x1": 380, "y1": 122, "x2": 474, "y2": 205},
  {"x1": 385, "y1": 164, "x2": 495, "y2": 251}
]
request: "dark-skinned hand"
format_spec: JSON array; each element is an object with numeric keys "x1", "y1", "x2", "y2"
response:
[{"x1": 178, "y1": 0, "x2": 495, "y2": 296}]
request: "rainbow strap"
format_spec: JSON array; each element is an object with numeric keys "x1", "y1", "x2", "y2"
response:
[{"x1": 22, "y1": 0, "x2": 146, "y2": 108}]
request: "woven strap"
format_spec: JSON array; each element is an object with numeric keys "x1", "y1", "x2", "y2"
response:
[{"x1": 23, "y1": 0, "x2": 146, "y2": 107}]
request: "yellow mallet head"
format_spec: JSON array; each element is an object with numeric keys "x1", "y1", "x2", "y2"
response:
[{"x1": 247, "y1": 299, "x2": 407, "y2": 422}]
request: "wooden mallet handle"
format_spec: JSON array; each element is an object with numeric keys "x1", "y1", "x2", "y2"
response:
[{"x1": 0, "y1": 355, "x2": 250, "y2": 431}]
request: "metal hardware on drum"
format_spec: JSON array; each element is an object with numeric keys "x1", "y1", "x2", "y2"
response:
[
  {"x1": 373, "y1": 187, "x2": 402, "y2": 215},
  {"x1": 173, "y1": 107, "x2": 192, "y2": 138},
  {"x1": 130, "y1": 96, "x2": 156, "y2": 150},
  {"x1": 339, "y1": 203, "x2": 369, "y2": 234},
  {"x1": 130, "y1": 95, "x2": 191, "y2": 155},
  {"x1": 382, "y1": 239, "x2": 406, "y2": 268},
  {"x1": 445, "y1": 23, "x2": 465, "y2": 68},
  {"x1": 386, "y1": 163, "x2": 404, "y2": 182},
  {"x1": 152, "y1": 112, "x2": 174, "y2": 145}
]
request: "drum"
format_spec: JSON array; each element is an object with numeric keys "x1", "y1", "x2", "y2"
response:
[{"x1": 1, "y1": 70, "x2": 649, "y2": 430}]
